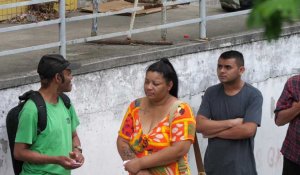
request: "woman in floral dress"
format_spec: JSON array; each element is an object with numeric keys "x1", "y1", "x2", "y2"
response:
[{"x1": 117, "y1": 58, "x2": 196, "y2": 175}]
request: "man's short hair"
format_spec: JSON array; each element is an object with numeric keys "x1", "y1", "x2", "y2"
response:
[{"x1": 219, "y1": 50, "x2": 244, "y2": 67}]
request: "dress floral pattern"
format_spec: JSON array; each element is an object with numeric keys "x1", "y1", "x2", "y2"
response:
[{"x1": 119, "y1": 99, "x2": 196, "y2": 175}]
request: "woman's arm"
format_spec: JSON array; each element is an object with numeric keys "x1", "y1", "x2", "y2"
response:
[
  {"x1": 124, "y1": 140, "x2": 192, "y2": 174},
  {"x1": 118, "y1": 136, "x2": 152, "y2": 174},
  {"x1": 117, "y1": 136, "x2": 136, "y2": 161}
]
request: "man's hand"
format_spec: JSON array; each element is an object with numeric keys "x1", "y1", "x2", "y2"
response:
[
  {"x1": 124, "y1": 158, "x2": 142, "y2": 174},
  {"x1": 292, "y1": 101, "x2": 300, "y2": 109},
  {"x1": 56, "y1": 156, "x2": 82, "y2": 169},
  {"x1": 276, "y1": 101, "x2": 300, "y2": 126},
  {"x1": 69, "y1": 151, "x2": 84, "y2": 165}
]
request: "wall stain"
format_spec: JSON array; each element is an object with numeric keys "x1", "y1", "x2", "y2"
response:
[
  {"x1": 270, "y1": 97, "x2": 276, "y2": 119},
  {"x1": 0, "y1": 139, "x2": 8, "y2": 153}
]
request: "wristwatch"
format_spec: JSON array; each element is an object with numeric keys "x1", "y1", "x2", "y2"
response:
[{"x1": 74, "y1": 145, "x2": 83, "y2": 153}]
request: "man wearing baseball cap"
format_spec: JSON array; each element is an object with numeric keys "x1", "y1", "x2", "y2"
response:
[{"x1": 14, "y1": 54, "x2": 84, "y2": 175}]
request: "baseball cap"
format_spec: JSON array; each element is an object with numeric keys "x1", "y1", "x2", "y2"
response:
[{"x1": 37, "y1": 54, "x2": 80, "y2": 78}]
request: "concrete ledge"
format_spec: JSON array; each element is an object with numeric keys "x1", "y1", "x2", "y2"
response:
[{"x1": 1, "y1": 24, "x2": 300, "y2": 90}]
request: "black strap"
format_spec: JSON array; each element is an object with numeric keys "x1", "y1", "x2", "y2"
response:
[
  {"x1": 60, "y1": 93, "x2": 71, "y2": 109},
  {"x1": 29, "y1": 91, "x2": 47, "y2": 134},
  {"x1": 19, "y1": 90, "x2": 34, "y2": 101},
  {"x1": 20, "y1": 91, "x2": 71, "y2": 135}
]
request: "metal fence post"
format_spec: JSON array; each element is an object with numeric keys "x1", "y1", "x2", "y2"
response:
[
  {"x1": 91, "y1": 0, "x2": 99, "y2": 36},
  {"x1": 161, "y1": 0, "x2": 167, "y2": 41},
  {"x1": 199, "y1": 0, "x2": 206, "y2": 39},
  {"x1": 59, "y1": 0, "x2": 66, "y2": 58},
  {"x1": 127, "y1": 0, "x2": 139, "y2": 40}
]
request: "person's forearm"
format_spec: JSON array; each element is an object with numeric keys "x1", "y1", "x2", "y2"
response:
[
  {"x1": 14, "y1": 148, "x2": 58, "y2": 164},
  {"x1": 216, "y1": 122, "x2": 257, "y2": 140},
  {"x1": 276, "y1": 106, "x2": 300, "y2": 126},
  {"x1": 117, "y1": 137, "x2": 136, "y2": 161},
  {"x1": 72, "y1": 132, "x2": 81, "y2": 149},
  {"x1": 196, "y1": 116, "x2": 235, "y2": 135}
]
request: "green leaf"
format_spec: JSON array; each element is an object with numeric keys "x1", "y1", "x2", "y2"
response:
[{"x1": 247, "y1": 0, "x2": 300, "y2": 41}]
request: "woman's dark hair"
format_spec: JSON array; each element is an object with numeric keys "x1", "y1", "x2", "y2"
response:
[{"x1": 146, "y1": 58, "x2": 178, "y2": 98}]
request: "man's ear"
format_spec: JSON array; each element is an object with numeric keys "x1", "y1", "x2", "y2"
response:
[
  {"x1": 54, "y1": 73, "x2": 61, "y2": 83},
  {"x1": 239, "y1": 66, "x2": 245, "y2": 74}
]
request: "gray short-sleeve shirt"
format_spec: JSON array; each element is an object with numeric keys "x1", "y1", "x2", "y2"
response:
[{"x1": 197, "y1": 83, "x2": 263, "y2": 175}]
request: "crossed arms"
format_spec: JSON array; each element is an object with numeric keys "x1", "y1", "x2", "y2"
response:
[{"x1": 196, "y1": 115, "x2": 257, "y2": 139}]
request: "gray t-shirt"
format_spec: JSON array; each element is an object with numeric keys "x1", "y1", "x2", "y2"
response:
[{"x1": 197, "y1": 83, "x2": 263, "y2": 175}]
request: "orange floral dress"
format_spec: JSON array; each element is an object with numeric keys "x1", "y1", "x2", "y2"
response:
[{"x1": 118, "y1": 99, "x2": 196, "y2": 175}]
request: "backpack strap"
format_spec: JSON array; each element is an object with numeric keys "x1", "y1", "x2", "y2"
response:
[
  {"x1": 26, "y1": 92, "x2": 71, "y2": 135},
  {"x1": 19, "y1": 90, "x2": 34, "y2": 101},
  {"x1": 59, "y1": 93, "x2": 71, "y2": 109},
  {"x1": 28, "y1": 91, "x2": 47, "y2": 135}
]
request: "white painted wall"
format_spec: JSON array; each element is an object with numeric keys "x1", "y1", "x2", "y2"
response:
[{"x1": 0, "y1": 34, "x2": 300, "y2": 175}]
